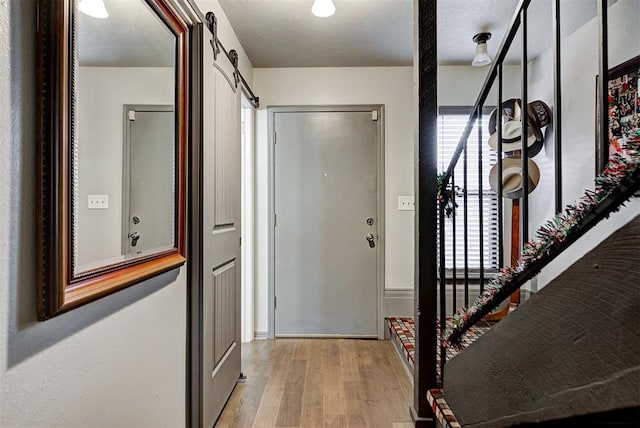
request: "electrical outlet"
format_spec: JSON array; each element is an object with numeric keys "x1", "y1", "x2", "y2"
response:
[
  {"x1": 88, "y1": 194, "x2": 109, "y2": 210},
  {"x1": 398, "y1": 196, "x2": 415, "y2": 211}
]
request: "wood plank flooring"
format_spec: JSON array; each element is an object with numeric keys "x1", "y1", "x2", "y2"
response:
[{"x1": 215, "y1": 339, "x2": 414, "y2": 428}]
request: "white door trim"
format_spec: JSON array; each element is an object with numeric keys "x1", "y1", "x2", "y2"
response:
[
  {"x1": 240, "y1": 95, "x2": 255, "y2": 343},
  {"x1": 267, "y1": 105, "x2": 386, "y2": 339}
]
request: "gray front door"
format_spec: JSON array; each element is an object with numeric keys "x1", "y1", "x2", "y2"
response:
[
  {"x1": 123, "y1": 105, "x2": 174, "y2": 258},
  {"x1": 203, "y1": 69, "x2": 241, "y2": 426},
  {"x1": 273, "y1": 107, "x2": 382, "y2": 337}
]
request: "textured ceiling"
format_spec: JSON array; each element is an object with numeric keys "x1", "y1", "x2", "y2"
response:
[
  {"x1": 77, "y1": 0, "x2": 615, "y2": 69},
  {"x1": 218, "y1": 0, "x2": 609, "y2": 68},
  {"x1": 79, "y1": 0, "x2": 174, "y2": 67},
  {"x1": 218, "y1": 0, "x2": 414, "y2": 68}
]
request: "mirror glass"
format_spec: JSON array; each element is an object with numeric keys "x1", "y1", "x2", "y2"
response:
[{"x1": 74, "y1": 0, "x2": 176, "y2": 275}]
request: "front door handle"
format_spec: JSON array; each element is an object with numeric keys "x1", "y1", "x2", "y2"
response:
[
  {"x1": 129, "y1": 232, "x2": 140, "y2": 247},
  {"x1": 366, "y1": 233, "x2": 375, "y2": 248}
]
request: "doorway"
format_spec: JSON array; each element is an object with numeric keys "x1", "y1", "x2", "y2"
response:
[
  {"x1": 122, "y1": 104, "x2": 174, "y2": 258},
  {"x1": 268, "y1": 105, "x2": 385, "y2": 338}
]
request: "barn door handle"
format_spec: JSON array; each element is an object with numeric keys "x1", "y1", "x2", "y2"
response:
[{"x1": 365, "y1": 233, "x2": 375, "y2": 248}]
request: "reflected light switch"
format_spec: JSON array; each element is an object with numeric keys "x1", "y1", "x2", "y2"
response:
[
  {"x1": 398, "y1": 196, "x2": 415, "y2": 211},
  {"x1": 88, "y1": 194, "x2": 109, "y2": 210}
]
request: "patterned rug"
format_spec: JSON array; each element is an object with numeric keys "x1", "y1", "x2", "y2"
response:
[{"x1": 386, "y1": 316, "x2": 493, "y2": 382}]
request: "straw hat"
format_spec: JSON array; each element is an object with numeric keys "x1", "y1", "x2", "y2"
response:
[{"x1": 489, "y1": 156, "x2": 541, "y2": 199}]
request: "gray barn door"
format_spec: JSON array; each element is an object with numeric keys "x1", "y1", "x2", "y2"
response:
[
  {"x1": 123, "y1": 105, "x2": 174, "y2": 258},
  {"x1": 203, "y1": 69, "x2": 241, "y2": 427},
  {"x1": 273, "y1": 107, "x2": 382, "y2": 337}
]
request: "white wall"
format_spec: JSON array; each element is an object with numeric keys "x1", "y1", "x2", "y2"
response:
[
  {"x1": 251, "y1": 65, "x2": 521, "y2": 334},
  {"x1": 76, "y1": 67, "x2": 174, "y2": 271},
  {"x1": 0, "y1": 2, "x2": 186, "y2": 427},
  {"x1": 528, "y1": 0, "x2": 640, "y2": 290},
  {"x1": 438, "y1": 65, "x2": 522, "y2": 107}
]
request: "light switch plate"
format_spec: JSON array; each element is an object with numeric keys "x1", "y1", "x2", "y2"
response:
[
  {"x1": 88, "y1": 194, "x2": 109, "y2": 210},
  {"x1": 398, "y1": 196, "x2": 415, "y2": 211}
]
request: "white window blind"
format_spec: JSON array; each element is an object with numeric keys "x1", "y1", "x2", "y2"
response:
[{"x1": 437, "y1": 108, "x2": 499, "y2": 274}]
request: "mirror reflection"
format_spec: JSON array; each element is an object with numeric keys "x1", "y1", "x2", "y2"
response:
[{"x1": 74, "y1": 0, "x2": 176, "y2": 274}]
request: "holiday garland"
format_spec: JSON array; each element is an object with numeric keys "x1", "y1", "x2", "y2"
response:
[
  {"x1": 442, "y1": 141, "x2": 640, "y2": 348},
  {"x1": 437, "y1": 172, "x2": 461, "y2": 219}
]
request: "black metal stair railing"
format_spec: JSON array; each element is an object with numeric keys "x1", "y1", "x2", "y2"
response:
[{"x1": 435, "y1": 0, "x2": 614, "y2": 383}]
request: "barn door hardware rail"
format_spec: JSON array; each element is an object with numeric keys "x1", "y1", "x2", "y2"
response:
[
  {"x1": 205, "y1": 12, "x2": 259, "y2": 107},
  {"x1": 184, "y1": 0, "x2": 260, "y2": 108}
]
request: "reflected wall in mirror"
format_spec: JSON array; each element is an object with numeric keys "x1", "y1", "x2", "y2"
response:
[
  {"x1": 75, "y1": 0, "x2": 176, "y2": 274},
  {"x1": 38, "y1": 0, "x2": 191, "y2": 319}
]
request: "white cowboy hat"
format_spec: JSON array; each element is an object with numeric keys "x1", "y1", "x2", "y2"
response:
[
  {"x1": 489, "y1": 156, "x2": 540, "y2": 199},
  {"x1": 488, "y1": 120, "x2": 538, "y2": 152}
]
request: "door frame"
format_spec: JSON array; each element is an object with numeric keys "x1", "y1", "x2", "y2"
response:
[
  {"x1": 240, "y1": 93, "x2": 255, "y2": 343},
  {"x1": 267, "y1": 105, "x2": 386, "y2": 339},
  {"x1": 121, "y1": 104, "x2": 174, "y2": 256}
]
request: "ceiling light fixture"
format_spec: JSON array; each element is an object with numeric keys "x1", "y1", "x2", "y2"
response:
[
  {"x1": 312, "y1": 0, "x2": 336, "y2": 18},
  {"x1": 79, "y1": 0, "x2": 109, "y2": 19},
  {"x1": 472, "y1": 32, "x2": 492, "y2": 67}
]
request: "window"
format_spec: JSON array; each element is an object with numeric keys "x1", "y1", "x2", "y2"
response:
[{"x1": 437, "y1": 107, "x2": 499, "y2": 275}]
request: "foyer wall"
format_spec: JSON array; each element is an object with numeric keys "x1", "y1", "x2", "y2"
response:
[
  {"x1": 0, "y1": 2, "x2": 186, "y2": 424},
  {"x1": 0, "y1": 0, "x2": 252, "y2": 426}
]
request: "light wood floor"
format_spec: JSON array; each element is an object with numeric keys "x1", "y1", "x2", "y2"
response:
[{"x1": 215, "y1": 339, "x2": 414, "y2": 428}]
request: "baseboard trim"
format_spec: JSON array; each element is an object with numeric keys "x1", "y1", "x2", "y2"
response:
[
  {"x1": 254, "y1": 331, "x2": 269, "y2": 340},
  {"x1": 384, "y1": 287, "x2": 535, "y2": 319},
  {"x1": 384, "y1": 288, "x2": 414, "y2": 317},
  {"x1": 275, "y1": 334, "x2": 377, "y2": 339},
  {"x1": 410, "y1": 406, "x2": 436, "y2": 427}
]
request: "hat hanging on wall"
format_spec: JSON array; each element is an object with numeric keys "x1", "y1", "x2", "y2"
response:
[
  {"x1": 488, "y1": 98, "x2": 522, "y2": 135},
  {"x1": 489, "y1": 156, "x2": 540, "y2": 199},
  {"x1": 487, "y1": 99, "x2": 552, "y2": 158},
  {"x1": 488, "y1": 121, "x2": 538, "y2": 152},
  {"x1": 527, "y1": 100, "x2": 552, "y2": 140}
]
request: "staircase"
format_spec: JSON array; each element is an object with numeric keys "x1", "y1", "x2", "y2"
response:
[
  {"x1": 441, "y1": 216, "x2": 640, "y2": 427},
  {"x1": 413, "y1": 0, "x2": 640, "y2": 425}
]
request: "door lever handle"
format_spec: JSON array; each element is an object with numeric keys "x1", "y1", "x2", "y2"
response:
[
  {"x1": 129, "y1": 232, "x2": 140, "y2": 247},
  {"x1": 365, "y1": 233, "x2": 375, "y2": 248}
]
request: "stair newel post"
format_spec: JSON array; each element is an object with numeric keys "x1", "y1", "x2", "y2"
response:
[{"x1": 412, "y1": 0, "x2": 438, "y2": 424}]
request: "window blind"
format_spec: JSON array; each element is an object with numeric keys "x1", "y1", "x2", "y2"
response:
[{"x1": 437, "y1": 108, "x2": 499, "y2": 274}]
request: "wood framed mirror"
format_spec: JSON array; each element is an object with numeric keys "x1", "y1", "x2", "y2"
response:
[{"x1": 37, "y1": 0, "x2": 190, "y2": 320}]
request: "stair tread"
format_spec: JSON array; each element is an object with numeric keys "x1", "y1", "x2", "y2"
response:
[
  {"x1": 427, "y1": 388, "x2": 461, "y2": 428},
  {"x1": 386, "y1": 316, "x2": 493, "y2": 383}
]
